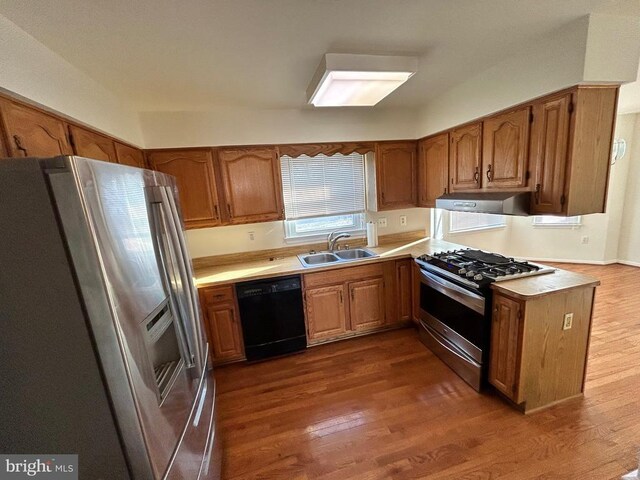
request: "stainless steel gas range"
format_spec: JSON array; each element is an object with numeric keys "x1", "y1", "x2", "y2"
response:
[{"x1": 414, "y1": 249, "x2": 555, "y2": 391}]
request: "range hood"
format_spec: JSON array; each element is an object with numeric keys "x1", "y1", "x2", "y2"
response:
[{"x1": 435, "y1": 192, "x2": 531, "y2": 216}]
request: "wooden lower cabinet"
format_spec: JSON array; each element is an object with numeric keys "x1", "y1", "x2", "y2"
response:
[
  {"x1": 489, "y1": 287, "x2": 596, "y2": 413},
  {"x1": 199, "y1": 285, "x2": 244, "y2": 363},
  {"x1": 305, "y1": 285, "x2": 348, "y2": 341},
  {"x1": 349, "y1": 278, "x2": 385, "y2": 331},
  {"x1": 395, "y1": 259, "x2": 413, "y2": 323},
  {"x1": 489, "y1": 294, "x2": 524, "y2": 401}
]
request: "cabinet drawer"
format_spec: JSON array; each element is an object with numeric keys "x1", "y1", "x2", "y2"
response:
[
  {"x1": 304, "y1": 262, "x2": 384, "y2": 289},
  {"x1": 202, "y1": 286, "x2": 235, "y2": 305}
]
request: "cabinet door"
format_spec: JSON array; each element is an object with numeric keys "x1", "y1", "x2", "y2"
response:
[
  {"x1": 483, "y1": 107, "x2": 530, "y2": 189},
  {"x1": 375, "y1": 141, "x2": 417, "y2": 209},
  {"x1": 0, "y1": 99, "x2": 72, "y2": 157},
  {"x1": 418, "y1": 133, "x2": 449, "y2": 207},
  {"x1": 218, "y1": 147, "x2": 284, "y2": 224},
  {"x1": 395, "y1": 260, "x2": 412, "y2": 323},
  {"x1": 349, "y1": 278, "x2": 385, "y2": 332},
  {"x1": 203, "y1": 302, "x2": 244, "y2": 362},
  {"x1": 69, "y1": 125, "x2": 118, "y2": 162},
  {"x1": 530, "y1": 94, "x2": 571, "y2": 214},
  {"x1": 148, "y1": 150, "x2": 221, "y2": 229},
  {"x1": 450, "y1": 123, "x2": 482, "y2": 191},
  {"x1": 115, "y1": 142, "x2": 146, "y2": 168},
  {"x1": 489, "y1": 294, "x2": 523, "y2": 402},
  {"x1": 306, "y1": 285, "x2": 348, "y2": 342}
]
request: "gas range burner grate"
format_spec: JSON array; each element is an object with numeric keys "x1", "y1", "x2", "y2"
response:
[{"x1": 416, "y1": 248, "x2": 556, "y2": 288}]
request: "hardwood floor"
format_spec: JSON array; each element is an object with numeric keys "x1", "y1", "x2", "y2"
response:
[{"x1": 215, "y1": 264, "x2": 640, "y2": 479}]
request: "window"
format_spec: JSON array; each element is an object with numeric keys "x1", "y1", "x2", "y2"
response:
[
  {"x1": 280, "y1": 153, "x2": 366, "y2": 239},
  {"x1": 532, "y1": 216, "x2": 582, "y2": 227},
  {"x1": 449, "y1": 211, "x2": 506, "y2": 233}
]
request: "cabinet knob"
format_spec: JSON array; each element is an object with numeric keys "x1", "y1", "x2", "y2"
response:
[
  {"x1": 534, "y1": 184, "x2": 541, "y2": 204},
  {"x1": 227, "y1": 203, "x2": 232, "y2": 218},
  {"x1": 474, "y1": 167, "x2": 479, "y2": 183},
  {"x1": 486, "y1": 164, "x2": 493, "y2": 182}
]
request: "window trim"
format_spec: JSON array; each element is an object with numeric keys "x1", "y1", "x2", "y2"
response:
[{"x1": 283, "y1": 212, "x2": 366, "y2": 242}]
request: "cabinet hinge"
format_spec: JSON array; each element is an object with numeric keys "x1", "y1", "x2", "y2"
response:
[
  {"x1": 517, "y1": 309, "x2": 522, "y2": 321},
  {"x1": 525, "y1": 171, "x2": 531, "y2": 180},
  {"x1": 529, "y1": 111, "x2": 534, "y2": 123},
  {"x1": 560, "y1": 194, "x2": 566, "y2": 206},
  {"x1": 568, "y1": 102, "x2": 574, "y2": 114}
]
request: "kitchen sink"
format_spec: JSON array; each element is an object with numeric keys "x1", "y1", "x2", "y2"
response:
[
  {"x1": 297, "y1": 248, "x2": 378, "y2": 268},
  {"x1": 299, "y1": 252, "x2": 340, "y2": 266},
  {"x1": 334, "y1": 248, "x2": 376, "y2": 260}
]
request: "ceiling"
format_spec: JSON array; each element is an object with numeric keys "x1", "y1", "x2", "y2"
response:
[{"x1": 1, "y1": 0, "x2": 639, "y2": 111}]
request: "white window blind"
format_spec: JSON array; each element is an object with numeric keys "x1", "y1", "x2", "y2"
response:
[
  {"x1": 280, "y1": 153, "x2": 365, "y2": 220},
  {"x1": 450, "y1": 212, "x2": 506, "y2": 233}
]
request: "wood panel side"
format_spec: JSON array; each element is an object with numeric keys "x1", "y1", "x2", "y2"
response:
[{"x1": 519, "y1": 287, "x2": 595, "y2": 413}]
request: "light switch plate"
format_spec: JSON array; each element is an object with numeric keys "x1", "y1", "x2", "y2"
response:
[
  {"x1": 563, "y1": 313, "x2": 574, "y2": 330},
  {"x1": 400, "y1": 215, "x2": 407, "y2": 226},
  {"x1": 378, "y1": 218, "x2": 387, "y2": 228}
]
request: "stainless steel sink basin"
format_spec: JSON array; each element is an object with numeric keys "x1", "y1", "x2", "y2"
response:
[
  {"x1": 334, "y1": 248, "x2": 376, "y2": 260},
  {"x1": 299, "y1": 252, "x2": 340, "y2": 266},
  {"x1": 297, "y1": 248, "x2": 378, "y2": 268}
]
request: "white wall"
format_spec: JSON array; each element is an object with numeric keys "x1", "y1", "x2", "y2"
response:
[
  {"x1": 618, "y1": 115, "x2": 640, "y2": 265},
  {"x1": 186, "y1": 208, "x2": 429, "y2": 258},
  {"x1": 0, "y1": 14, "x2": 143, "y2": 146},
  {"x1": 139, "y1": 106, "x2": 419, "y2": 148},
  {"x1": 416, "y1": 14, "x2": 640, "y2": 137}
]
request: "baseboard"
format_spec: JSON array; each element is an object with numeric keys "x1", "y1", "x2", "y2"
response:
[
  {"x1": 516, "y1": 256, "x2": 618, "y2": 265},
  {"x1": 618, "y1": 260, "x2": 640, "y2": 267}
]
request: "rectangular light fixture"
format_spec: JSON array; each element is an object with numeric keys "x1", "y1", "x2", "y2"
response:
[{"x1": 307, "y1": 53, "x2": 418, "y2": 107}]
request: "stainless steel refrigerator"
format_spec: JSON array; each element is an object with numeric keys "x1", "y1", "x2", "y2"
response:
[{"x1": 0, "y1": 156, "x2": 221, "y2": 479}]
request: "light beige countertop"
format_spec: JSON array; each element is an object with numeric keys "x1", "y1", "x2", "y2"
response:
[{"x1": 193, "y1": 237, "x2": 600, "y2": 299}]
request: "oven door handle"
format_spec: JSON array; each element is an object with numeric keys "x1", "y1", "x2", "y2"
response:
[
  {"x1": 420, "y1": 321, "x2": 481, "y2": 368},
  {"x1": 419, "y1": 268, "x2": 485, "y2": 314}
]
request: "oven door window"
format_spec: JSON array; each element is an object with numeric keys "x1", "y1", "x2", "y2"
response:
[{"x1": 420, "y1": 283, "x2": 485, "y2": 348}]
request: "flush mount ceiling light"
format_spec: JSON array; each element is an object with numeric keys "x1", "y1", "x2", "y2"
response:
[{"x1": 307, "y1": 53, "x2": 418, "y2": 107}]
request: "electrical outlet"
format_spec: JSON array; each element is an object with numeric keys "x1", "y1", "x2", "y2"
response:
[
  {"x1": 581, "y1": 236, "x2": 589, "y2": 244},
  {"x1": 378, "y1": 217, "x2": 388, "y2": 228},
  {"x1": 563, "y1": 313, "x2": 574, "y2": 330},
  {"x1": 248, "y1": 231, "x2": 255, "y2": 241},
  {"x1": 400, "y1": 215, "x2": 407, "y2": 226}
]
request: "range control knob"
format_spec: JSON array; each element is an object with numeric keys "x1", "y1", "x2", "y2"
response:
[
  {"x1": 458, "y1": 268, "x2": 467, "y2": 275},
  {"x1": 474, "y1": 274, "x2": 484, "y2": 281},
  {"x1": 466, "y1": 271, "x2": 475, "y2": 278}
]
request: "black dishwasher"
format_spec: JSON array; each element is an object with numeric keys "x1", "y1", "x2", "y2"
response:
[{"x1": 236, "y1": 275, "x2": 306, "y2": 361}]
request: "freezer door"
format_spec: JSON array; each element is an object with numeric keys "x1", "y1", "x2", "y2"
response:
[{"x1": 56, "y1": 157, "x2": 205, "y2": 478}]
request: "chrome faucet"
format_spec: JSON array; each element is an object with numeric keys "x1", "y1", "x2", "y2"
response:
[{"x1": 328, "y1": 231, "x2": 351, "y2": 252}]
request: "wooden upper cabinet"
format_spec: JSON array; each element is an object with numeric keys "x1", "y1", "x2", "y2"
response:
[
  {"x1": 147, "y1": 149, "x2": 221, "y2": 229},
  {"x1": 530, "y1": 94, "x2": 571, "y2": 214},
  {"x1": 482, "y1": 107, "x2": 530, "y2": 189},
  {"x1": 418, "y1": 133, "x2": 449, "y2": 207},
  {"x1": 489, "y1": 294, "x2": 523, "y2": 402},
  {"x1": 450, "y1": 122, "x2": 482, "y2": 191},
  {"x1": 218, "y1": 147, "x2": 284, "y2": 224},
  {"x1": 349, "y1": 278, "x2": 385, "y2": 332},
  {"x1": 375, "y1": 141, "x2": 417, "y2": 209},
  {"x1": 115, "y1": 142, "x2": 146, "y2": 168},
  {"x1": 0, "y1": 99, "x2": 72, "y2": 158},
  {"x1": 306, "y1": 285, "x2": 348, "y2": 343},
  {"x1": 69, "y1": 125, "x2": 117, "y2": 163}
]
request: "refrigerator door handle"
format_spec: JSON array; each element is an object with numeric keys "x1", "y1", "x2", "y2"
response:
[
  {"x1": 157, "y1": 187, "x2": 205, "y2": 371},
  {"x1": 148, "y1": 201, "x2": 195, "y2": 370}
]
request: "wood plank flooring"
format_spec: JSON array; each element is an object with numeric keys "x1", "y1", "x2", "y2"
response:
[{"x1": 215, "y1": 263, "x2": 640, "y2": 479}]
